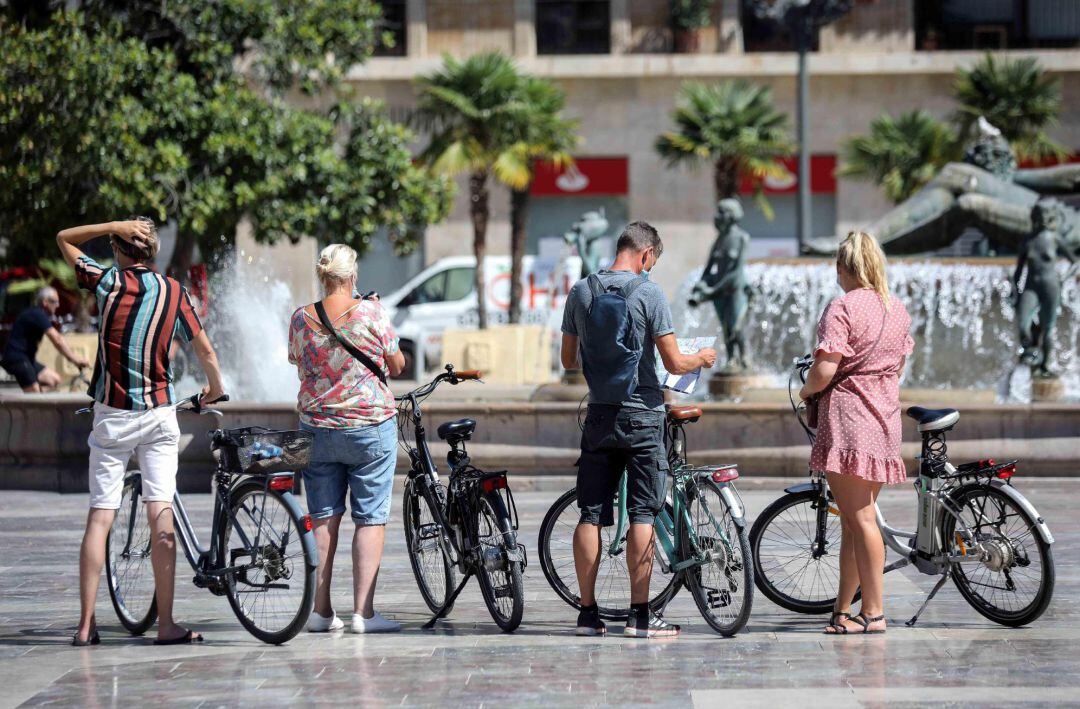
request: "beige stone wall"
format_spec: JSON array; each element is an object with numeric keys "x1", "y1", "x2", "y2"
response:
[
  {"x1": 427, "y1": 0, "x2": 515, "y2": 56},
  {"x1": 821, "y1": 0, "x2": 914, "y2": 53}
]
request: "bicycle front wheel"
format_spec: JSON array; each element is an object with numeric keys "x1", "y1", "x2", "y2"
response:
[
  {"x1": 537, "y1": 487, "x2": 678, "y2": 621},
  {"x1": 403, "y1": 478, "x2": 456, "y2": 614},
  {"x1": 474, "y1": 493, "x2": 524, "y2": 632},
  {"x1": 220, "y1": 484, "x2": 316, "y2": 644},
  {"x1": 105, "y1": 473, "x2": 158, "y2": 634}
]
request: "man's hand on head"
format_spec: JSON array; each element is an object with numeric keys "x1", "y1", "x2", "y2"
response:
[{"x1": 112, "y1": 220, "x2": 152, "y2": 247}]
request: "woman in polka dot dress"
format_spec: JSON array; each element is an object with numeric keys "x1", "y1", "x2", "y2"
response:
[{"x1": 798, "y1": 231, "x2": 914, "y2": 635}]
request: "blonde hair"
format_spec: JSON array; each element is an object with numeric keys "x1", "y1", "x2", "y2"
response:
[
  {"x1": 316, "y1": 244, "x2": 358, "y2": 293},
  {"x1": 111, "y1": 216, "x2": 160, "y2": 262},
  {"x1": 837, "y1": 230, "x2": 890, "y2": 310}
]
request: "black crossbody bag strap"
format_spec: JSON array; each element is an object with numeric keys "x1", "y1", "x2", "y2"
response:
[{"x1": 312, "y1": 301, "x2": 387, "y2": 386}]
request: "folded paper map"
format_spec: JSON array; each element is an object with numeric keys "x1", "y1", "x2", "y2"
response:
[{"x1": 656, "y1": 337, "x2": 716, "y2": 395}]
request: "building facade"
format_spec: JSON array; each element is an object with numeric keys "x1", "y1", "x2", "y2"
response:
[{"x1": 345, "y1": 0, "x2": 1080, "y2": 297}]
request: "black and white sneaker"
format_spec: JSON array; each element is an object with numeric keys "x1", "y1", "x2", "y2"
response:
[
  {"x1": 624, "y1": 607, "x2": 680, "y2": 638},
  {"x1": 575, "y1": 604, "x2": 607, "y2": 636}
]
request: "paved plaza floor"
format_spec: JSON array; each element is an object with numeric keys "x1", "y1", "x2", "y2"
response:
[{"x1": 0, "y1": 477, "x2": 1077, "y2": 707}]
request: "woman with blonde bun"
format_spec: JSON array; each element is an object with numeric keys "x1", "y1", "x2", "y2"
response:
[
  {"x1": 798, "y1": 231, "x2": 914, "y2": 635},
  {"x1": 288, "y1": 244, "x2": 406, "y2": 634}
]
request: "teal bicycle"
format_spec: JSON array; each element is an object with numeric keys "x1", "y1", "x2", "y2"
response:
[{"x1": 537, "y1": 405, "x2": 753, "y2": 636}]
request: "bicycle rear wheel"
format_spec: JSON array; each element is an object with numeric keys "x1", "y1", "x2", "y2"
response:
[
  {"x1": 474, "y1": 493, "x2": 524, "y2": 632},
  {"x1": 105, "y1": 473, "x2": 158, "y2": 634},
  {"x1": 220, "y1": 483, "x2": 316, "y2": 644},
  {"x1": 537, "y1": 487, "x2": 678, "y2": 620},
  {"x1": 681, "y1": 480, "x2": 753, "y2": 636},
  {"x1": 403, "y1": 478, "x2": 456, "y2": 613}
]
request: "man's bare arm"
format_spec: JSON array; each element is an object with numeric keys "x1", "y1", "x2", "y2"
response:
[
  {"x1": 655, "y1": 334, "x2": 716, "y2": 376},
  {"x1": 45, "y1": 328, "x2": 89, "y2": 368},
  {"x1": 561, "y1": 333, "x2": 580, "y2": 370},
  {"x1": 56, "y1": 220, "x2": 151, "y2": 268},
  {"x1": 190, "y1": 330, "x2": 226, "y2": 402}
]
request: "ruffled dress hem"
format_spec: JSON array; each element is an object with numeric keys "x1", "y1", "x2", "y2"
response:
[{"x1": 811, "y1": 447, "x2": 908, "y2": 485}]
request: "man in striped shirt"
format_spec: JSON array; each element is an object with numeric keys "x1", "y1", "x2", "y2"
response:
[{"x1": 58, "y1": 218, "x2": 225, "y2": 646}]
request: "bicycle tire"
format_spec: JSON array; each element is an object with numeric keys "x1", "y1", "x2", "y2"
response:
[
  {"x1": 749, "y1": 488, "x2": 857, "y2": 614},
  {"x1": 943, "y1": 483, "x2": 1054, "y2": 627},
  {"x1": 105, "y1": 473, "x2": 158, "y2": 635},
  {"x1": 680, "y1": 479, "x2": 753, "y2": 636},
  {"x1": 536, "y1": 487, "x2": 678, "y2": 621},
  {"x1": 220, "y1": 483, "x2": 316, "y2": 645},
  {"x1": 403, "y1": 477, "x2": 456, "y2": 614},
  {"x1": 474, "y1": 493, "x2": 524, "y2": 632}
]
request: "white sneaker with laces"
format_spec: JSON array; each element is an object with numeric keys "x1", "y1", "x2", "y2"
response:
[
  {"x1": 351, "y1": 611, "x2": 402, "y2": 634},
  {"x1": 307, "y1": 610, "x2": 344, "y2": 632}
]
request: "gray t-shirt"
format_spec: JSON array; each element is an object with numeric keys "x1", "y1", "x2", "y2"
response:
[{"x1": 561, "y1": 269, "x2": 675, "y2": 410}]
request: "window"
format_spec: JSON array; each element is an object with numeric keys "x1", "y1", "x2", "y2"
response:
[
  {"x1": 399, "y1": 268, "x2": 475, "y2": 307},
  {"x1": 374, "y1": 0, "x2": 407, "y2": 57},
  {"x1": 741, "y1": 1, "x2": 820, "y2": 53},
  {"x1": 536, "y1": 1, "x2": 611, "y2": 55},
  {"x1": 915, "y1": 0, "x2": 1080, "y2": 50}
]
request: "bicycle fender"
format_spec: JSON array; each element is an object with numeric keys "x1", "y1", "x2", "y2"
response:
[
  {"x1": 718, "y1": 484, "x2": 747, "y2": 528},
  {"x1": 783, "y1": 481, "x2": 817, "y2": 495},
  {"x1": 988, "y1": 479, "x2": 1054, "y2": 545}
]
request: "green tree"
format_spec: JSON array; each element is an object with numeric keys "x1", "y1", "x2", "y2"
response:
[
  {"x1": 655, "y1": 81, "x2": 794, "y2": 218},
  {"x1": 953, "y1": 54, "x2": 1066, "y2": 163},
  {"x1": 414, "y1": 52, "x2": 535, "y2": 329},
  {"x1": 1, "y1": 4, "x2": 451, "y2": 275},
  {"x1": 839, "y1": 110, "x2": 958, "y2": 203}
]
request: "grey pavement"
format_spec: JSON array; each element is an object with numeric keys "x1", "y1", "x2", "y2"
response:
[{"x1": 0, "y1": 477, "x2": 1077, "y2": 707}]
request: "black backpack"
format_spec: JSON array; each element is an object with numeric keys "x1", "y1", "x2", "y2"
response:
[{"x1": 580, "y1": 274, "x2": 647, "y2": 404}]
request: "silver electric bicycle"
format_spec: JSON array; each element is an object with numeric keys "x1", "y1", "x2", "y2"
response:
[{"x1": 749, "y1": 355, "x2": 1055, "y2": 627}]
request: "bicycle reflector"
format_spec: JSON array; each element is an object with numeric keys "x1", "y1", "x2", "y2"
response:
[
  {"x1": 269, "y1": 475, "x2": 294, "y2": 492},
  {"x1": 301, "y1": 514, "x2": 313, "y2": 532},
  {"x1": 996, "y1": 463, "x2": 1016, "y2": 480},
  {"x1": 481, "y1": 475, "x2": 508, "y2": 494},
  {"x1": 711, "y1": 467, "x2": 739, "y2": 483}
]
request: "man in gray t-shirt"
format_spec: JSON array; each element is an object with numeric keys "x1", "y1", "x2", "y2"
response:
[{"x1": 559, "y1": 220, "x2": 716, "y2": 639}]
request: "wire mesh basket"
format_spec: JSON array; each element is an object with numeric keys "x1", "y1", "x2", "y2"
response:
[{"x1": 218, "y1": 427, "x2": 313, "y2": 475}]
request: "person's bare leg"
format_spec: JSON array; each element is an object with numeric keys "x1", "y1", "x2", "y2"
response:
[
  {"x1": 828, "y1": 473, "x2": 886, "y2": 632},
  {"x1": 76, "y1": 508, "x2": 116, "y2": 642},
  {"x1": 626, "y1": 523, "x2": 655, "y2": 605},
  {"x1": 836, "y1": 517, "x2": 860, "y2": 613},
  {"x1": 353, "y1": 524, "x2": 386, "y2": 618},
  {"x1": 20, "y1": 382, "x2": 41, "y2": 393},
  {"x1": 311, "y1": 516, "x2": 342, "y2": 617},
  {"x1": 573, "y1": 523, "x2": 602, "y2": 606},
  {"x1": 147, "y1": 501, "x2": 196, "y2": 641},
  {"x1": 38, "y1": 367, "x2": 61, "y2": 391}
]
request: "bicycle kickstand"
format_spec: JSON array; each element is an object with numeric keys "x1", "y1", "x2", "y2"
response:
[
  {"x1": 905, "y1": 566, "x2": 951, "y2": 627},
  {"x1": 422, "y1": 571, "x2": 473, "y2": 630}
]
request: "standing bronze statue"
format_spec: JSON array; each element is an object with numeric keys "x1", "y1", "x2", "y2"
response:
[
  {"x1": 690, "y1": 198, "x2": 753, "y2": 372},
  {"x1": 563, "y1": 209, "x2": 610, "y2": 279}
]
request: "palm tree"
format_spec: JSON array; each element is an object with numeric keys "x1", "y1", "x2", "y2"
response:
[
  {"x1": 839, "y1": 109, "x2": 959, "y2": 204},
  {"x1": 414, "y1": 52, "x2": 531, "y2": 329},
  {"x1": 655, "y1": 81, "x2": 794, "y2": 216},
  {"x1": 500, "y1": 76, "x2": 578, "y2": 324},
  {"x1": 953, "y1": 54, "x2": 1066, "y2": 163}
]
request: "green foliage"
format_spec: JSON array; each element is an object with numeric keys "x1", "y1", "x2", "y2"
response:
[
  {"x1": 839, "y1": 110, "x2": 959, "y2": 203},
  {"x1": 670, "y1": 0, "x2": 715, "y2": 31},
  {"x1": 655, "y1": 81, "x2": 794, "y2": 216},
  {"x1": 0, "y1": 3, "x2": 452, "y2": 269},
  {"x1": 953, "y1": 54, "x2": 1066, "y2": 163}
]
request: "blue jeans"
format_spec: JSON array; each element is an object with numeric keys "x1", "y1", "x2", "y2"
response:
[{"x1": 301, "y1": 417, "x2": 397, "y2": 524}]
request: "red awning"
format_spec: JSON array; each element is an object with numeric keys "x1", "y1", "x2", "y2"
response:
[
  {"x1": 531, "y1": 157, "x2": 629, "y2": 196},
  {"x1": 739, "y1": 155, "x2": 837, "y2": 195}
]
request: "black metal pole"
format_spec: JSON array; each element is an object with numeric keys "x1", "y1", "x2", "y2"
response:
[{"x1": 796, "y1": 30, "x2": 811, "y2": 255}]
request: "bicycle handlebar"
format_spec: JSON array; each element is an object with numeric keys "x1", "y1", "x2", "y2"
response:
[{"x1": 74, "y1": 393, "x2": 230, "y2": 418}]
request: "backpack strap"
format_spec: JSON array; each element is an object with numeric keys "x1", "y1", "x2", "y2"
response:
[
  {"x1": 618, "y1": 276, "x2": 648, "y2": 299},
  {"x1": 312, "y1": 301, "x2": 388, "y2": 386},
  {"x1": 586, "y1": 273, "x2": 605, "y2": 298}
]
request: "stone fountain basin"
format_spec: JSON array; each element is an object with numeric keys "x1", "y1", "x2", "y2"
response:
[{"x1": 1, "y1": 393, "x2": 1077, "y2": 493}]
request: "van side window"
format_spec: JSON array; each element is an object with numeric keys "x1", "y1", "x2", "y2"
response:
[
  {"x1": 443, "y1": 268, "x2": 475, "y2": 301},
  {"x1": 399, "y1": 267, "x2": 474, "y2": 307}
]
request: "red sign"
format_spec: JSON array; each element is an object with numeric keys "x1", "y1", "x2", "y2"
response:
[
  {"x1": 531, "y1": 156, "x2": 629, "y2": 196},
  {"x1": 739, "y1": 154, "x2": 837, "y2": 195}
]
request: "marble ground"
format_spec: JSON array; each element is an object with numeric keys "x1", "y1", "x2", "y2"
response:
[{"x1": 1, "y1": 477, "x2": 1077, "y2": 708}]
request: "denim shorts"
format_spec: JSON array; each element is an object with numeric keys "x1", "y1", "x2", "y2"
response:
[
  {"x1": 301, "y1": 417, "x2": 397, "y2": 525},
  {"x1": 576, "y1": 405, "x2": 668, "y2": 526}
]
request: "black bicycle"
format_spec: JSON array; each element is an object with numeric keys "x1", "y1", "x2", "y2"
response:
[
  {"x1": 400, "y1": 365, "x2": 526, "y2": 632},
  {"x1": 95, "y1": 394, "x2": 318, "y2": 644}
]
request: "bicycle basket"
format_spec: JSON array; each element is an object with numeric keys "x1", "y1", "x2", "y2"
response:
[{"x1": 219, "y1": 427, "x2": 313, "y2": 475}]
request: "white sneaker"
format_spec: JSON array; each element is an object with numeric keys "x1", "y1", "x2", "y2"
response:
[
  {"x1": 351, "y1": 611, "x2": 401, "y2": 634},
  {"x1": 307, "y1": 610, "x2": 344, "y2": 632}
]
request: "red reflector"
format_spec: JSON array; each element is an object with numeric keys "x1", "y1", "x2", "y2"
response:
[
  {"x1": 982, "y1": 459, "x2": 996, "y2": 468},
  {"x1": 996, "y1": 464, "x2": 1016, "y2": 480},
  {"x1": 481, "y1": 476, "x2": 508, "y2": 493},
  {"x1": 712, "y1": 467, "x2": 739, "y2": 483},
  {"x1": 269, "y1": 476, "x2": 294, "y2": 491},
  {"x1": 301, "y1": 514, "x2": 313, "y2": 532}
]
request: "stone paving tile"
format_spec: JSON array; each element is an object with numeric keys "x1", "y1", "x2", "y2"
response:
[{"x1": 0, "y1": 478, "x2": 1076, "y2": 707}]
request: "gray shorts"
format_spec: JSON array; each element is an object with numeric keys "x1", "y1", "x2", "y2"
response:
[{"x1": 576, "y1": 405, "x2": 668, "y2": 526}]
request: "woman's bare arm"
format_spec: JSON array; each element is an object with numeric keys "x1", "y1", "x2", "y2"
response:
[{"x1": 799, "y1": 351, "x2": 843, "y2": 400}]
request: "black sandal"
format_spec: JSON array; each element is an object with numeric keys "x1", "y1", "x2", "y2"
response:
[
  {"x1": 153, "y1": 630, "x2": 204, "y2": 645},
  {"x1": 823, "y1": 610, "x2": 852, "y2": 634},
  {"x1": 71, "y1": 630, "x2": 100, "y2": 647},
  {"x1": 851, "y1": 612, "x2": 886, "y2": 634}
]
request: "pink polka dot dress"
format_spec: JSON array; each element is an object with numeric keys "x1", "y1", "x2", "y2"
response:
[{"x1": 809, "y1": 287, "x2": 914, "y2": 485}]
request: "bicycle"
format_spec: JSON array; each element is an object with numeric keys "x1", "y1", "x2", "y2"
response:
[
  {"x1": 537, "y1": 402, "x2": 754, "y2": 637},
  {"x1": 89, "y1": 394, "x2": 318, "y2": 644},
  {"x1": 63, "y1": 364, "x2": 91, "y2": 393},
  {"x1": 749, "y1": 354, "x2": 1055, "y2": 627},
  {"x1": 400, "y1": 365, "x2": 527, "y2": 632}
]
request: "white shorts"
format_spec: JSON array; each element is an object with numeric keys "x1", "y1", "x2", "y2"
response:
[{"x1": 88, "y1": 402, "x2": 181, "y2": 509}]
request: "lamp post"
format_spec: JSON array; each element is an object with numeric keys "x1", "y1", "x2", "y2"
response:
[{"x1": 749, "y1": 0, "x2": 853, "y2": 254}]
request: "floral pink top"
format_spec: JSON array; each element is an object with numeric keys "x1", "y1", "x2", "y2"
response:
[
  {"x1": 288, "y1": 301, "x2": 399, "y2": 429},
  {"x1": 809, "y1": 288, "x2": 914, "y2": 485}
]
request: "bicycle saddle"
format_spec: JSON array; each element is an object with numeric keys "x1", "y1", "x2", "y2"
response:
[
  {"x1": 437, "y1": 418, "x2": 476, "y2": 443},
  {"x1": 667, "y1": 405, "x2": 702, "y2": 423},
  {"x1": 905, "y1": 406, "x2": 960, "y2": 433}
]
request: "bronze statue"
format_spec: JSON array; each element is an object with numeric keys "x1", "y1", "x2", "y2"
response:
[
  {"x1": 690, "y1": 198, "x2": 753, "y2": 372},
  {"x1": 1013, "y1": 199, "x2": 1076, "y2": 377},
  {"x1": 563, "y1": 209, "x2": 610, "y2": 279}
]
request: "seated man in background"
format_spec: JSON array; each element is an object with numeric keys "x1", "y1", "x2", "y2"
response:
[{"x1": 1, "y1": 286, "x2": 89, "y2": 391}]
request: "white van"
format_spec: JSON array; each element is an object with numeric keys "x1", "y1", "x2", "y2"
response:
[{"x1": 380, "y1": 254, "x2": 582, "y2": 378}]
